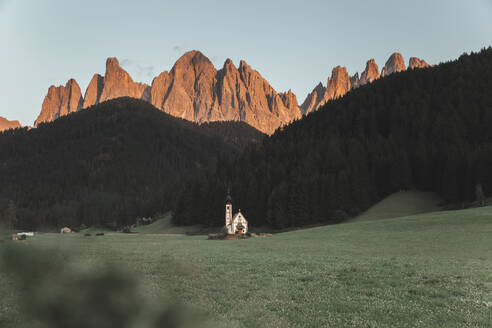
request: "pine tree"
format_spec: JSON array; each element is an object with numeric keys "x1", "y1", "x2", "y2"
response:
[
  {"x1": 475, "y1": 183, "x2": 485, "y2": 207},
  {"x1": 5, "y1": 200, "x2": 17, "y2": 230}
]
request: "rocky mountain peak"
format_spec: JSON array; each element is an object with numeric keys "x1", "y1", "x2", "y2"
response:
[
  {"x1": 300, "y1": 63, "x2": 356, "y2": 115},
  {"x1": 150, "y1": 71, "x2": 171, "y2": 110},
  {"x1": 221, "y1": 58, "x2": 238, "y2": 75},
  {"x1": 173, "y1": 50, "x2": 215, "y2": 74},
  {"x1": 0, "y1": 116, "x2": 22, "y2": 132},
  {"x1": 162, "y1": 51, "x2": 218, "y2": 121},
  {"x1": 223, "y1": 58, "x2": 234, "y2": 68},
  {"x1": 150, "y1": 53, "x2": 301, "y2": 134},
  {"x1": 99, "y1": 57, "x2": 149, "y2": 103},
  {"x1": 409, "y1": 57, "x2": 430, "y2": 69},
  {"x1": 301, "y1": 52, "x2": 429, "y2": 116},
  {"x1": 360, "y1": 59, "x2": 380, "y2": 85},
  {"x1": 314, "y1": 82, "x2": 324, "y2": 90},
  {"x1": 381, "y1": 52, "x2": 406, "y2": 77},
  {"x1": 237, "y1": 60, "x2": 253, "y2": 72},
  {"x1": 300, "y1": 82, "x2": 326, "y2": 115},
  {"x1": 325, "y1": 66, "x2": 351, "y2": 101},
  {"x1": 34, "y1": 52, "x2": 302, "y2": 135},
  {"x1": 105, "y1": 57, "x2": 120, "y2": 71},
  {"x1": 351, "y1": 72, "x2": 360, "y2": 90},
  {"x1": 173, "y1": 50, "x2": 216, "y2": 77},
  {"x1": 66, "y1": 78, "x2": 78, "y2": 88},
  {"x1": 83, "y1": 74, "x2": 104, "y2": 108},
  {"x1": 279, "y1": 89, "x2": 299, "y2": 110},
  {"x1": 34, "y1": 79, "x2": 83, "y2": 127}
]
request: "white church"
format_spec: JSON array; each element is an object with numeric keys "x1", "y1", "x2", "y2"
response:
[{"x1": 225, "y1": 193, "x2": 248, "y2": 235}]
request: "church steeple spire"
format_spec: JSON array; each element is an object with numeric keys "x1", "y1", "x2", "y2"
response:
[
  {"x1": 225, "y1": 188, "x2": 232, "y2": 205},
  {"x1": 225, "y1": 189, "x2": 233, "y2": 233}
]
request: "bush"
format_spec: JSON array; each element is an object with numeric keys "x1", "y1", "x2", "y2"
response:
[{"x1": 0, "y1": 244, "x2": 210, "y2": 327}]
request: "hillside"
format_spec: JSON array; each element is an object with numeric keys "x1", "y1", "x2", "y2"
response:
[
  {"x1": 0, "y1": 97, "x2": 262, "y2": 230},
  {"x1": 131, "y1": 213, "x2": 202, "y2": 235},
  {"x1": 1, "y1": 205, "x2": 490, "y2": 327},
  {"x1": 352, "y1": 190, "x2": 442, "y2": 221},
  {"x1": 199, "y1": 121, "x2": 265, "y2": 150},
  {"x1": 174, "y1": 48, "x2": 492, "y2": 228}
]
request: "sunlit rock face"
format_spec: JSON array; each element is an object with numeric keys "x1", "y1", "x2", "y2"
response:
[
  {"x1": 35, "y1": 79, "x2": 83, "y2": 127},
  {"x1": 360, "y1": 59, "x2": 380, "y2": 86},
  {"x1": 150, "y1": 51, "x2": 301, "y2": 134},
  {"x1": 300, "y1": 82, "x2": 326, "y2": 115},
  {"x1": 35, "y1": 51, "x2": 301, "y2": 135},
  {"x1": 350, "y1": 72, "x2": 360, "y2": 90},
  {"x1": 35, "y1": 50, "x2": 429, "y2": 131},
  {"x1": 324, "y1": 66, "x2": 352, "y2": 101},
  {"x1": 381, "y1": 52, "x2": 406, "y2": 77},
  {"x1": 99, "y1": 57, "x2": 150, "y2": 103},
  {"x1": 0, "y1": 116, "x2": 21, "y2": 132},
  {"x1": 82, "y1": 74, "x2": 104, "y2": 108},
  {"x1": 300, "y1": 66, "x2": 352, "y2": 115},
  {"x1": 409, "y1": 57, "x2": 430, "y2": 70},
  {"x1": 300, "y1": 52, "x2": 429, "y2": 115}
]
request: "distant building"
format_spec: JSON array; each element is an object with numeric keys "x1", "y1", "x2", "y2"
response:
[
  {"x1": 17, "y1": 232, "x2": 34, "y2": 237},
  {"x1": 60, "y1": 227, "x2": 72, "y2": 234},
  {"x1": 225, "y1": 193, "x2": 248, "y2": 235}
]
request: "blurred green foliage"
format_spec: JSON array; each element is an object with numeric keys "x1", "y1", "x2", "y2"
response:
[{"x1": 0, "y1": 242, "x2": 206, "y2": 328}]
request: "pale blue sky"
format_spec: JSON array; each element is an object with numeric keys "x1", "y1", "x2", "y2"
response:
[{"x1": 1, "y1": 0, "x2": 492, "y2": 126}]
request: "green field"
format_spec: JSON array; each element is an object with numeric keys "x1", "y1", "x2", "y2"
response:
[
  {"x1": 1, "y1": 206, "x2": 491, "y2": 327},
  {"x1": 132, "y1": 212, "x2": 202, "y2": 235},
  {"x1": 353, "y1": 190, "x2": 443, "y2": 222}
]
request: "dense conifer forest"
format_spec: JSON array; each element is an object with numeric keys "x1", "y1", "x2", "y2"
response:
[
  {"x1": 3, "y1": 49, "x2": 492, "y2": 231},
  {"x1": 0, "y1": 98, "x2": 263, "y2": 230},
  {"x1": 173, "y1": 48, "x2": 492, "y2": 228}
]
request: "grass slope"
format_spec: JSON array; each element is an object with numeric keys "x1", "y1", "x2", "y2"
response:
[
  {"x1": 78, "y1": 226, "x2": 113, "y2": 234},
  {"x1": 132, "y1": 213, "x2": 202, "y2": 235},
  {"x1": 1, "y1": 206, "x2": 491, "y2": 327},
  {"x1": 353, "y1": 190, "x2": 443, "y2": 222}
]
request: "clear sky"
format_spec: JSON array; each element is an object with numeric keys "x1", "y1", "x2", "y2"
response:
[{"x1": 1, "y1": 0, "x2": 492, "y2": 126}]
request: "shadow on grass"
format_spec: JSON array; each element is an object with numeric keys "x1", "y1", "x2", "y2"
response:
[{"x1": 0, "y1": 240, "x2": 209, "y2": 328}]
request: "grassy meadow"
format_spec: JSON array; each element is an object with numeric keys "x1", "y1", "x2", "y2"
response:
[
  {"x1": 131, "y1": 212, "x2": 202, "y2": 235},
  {"x1": 353, "y1": 190, "x2": 443, "y2": 222},
  {"x1": 1, "y1": 205, "x2": 491, "y2": 327}
]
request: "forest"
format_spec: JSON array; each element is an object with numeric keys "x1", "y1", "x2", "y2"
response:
[
  {"x1": 0, "y1": 98, "x2": 263, "y2": 230},
  {"x1": 173, "y1": 47, "x2": 492, "y2": 228},
  {"x1": 2, "y1": 48, "x2": 492, "y2": 231}
]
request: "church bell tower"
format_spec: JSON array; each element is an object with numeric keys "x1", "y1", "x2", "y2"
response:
[{"x1": 225, "y1": 191, "x2": 232, "y2": 231}]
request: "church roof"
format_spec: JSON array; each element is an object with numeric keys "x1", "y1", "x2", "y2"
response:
[{"x1": 233, "y1": 211, "x2": 247, "y2": 221}]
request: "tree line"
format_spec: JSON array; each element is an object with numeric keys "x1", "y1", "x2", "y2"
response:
[{"x1": 0, "y1": 98, "x2": 263, "y2": 230}]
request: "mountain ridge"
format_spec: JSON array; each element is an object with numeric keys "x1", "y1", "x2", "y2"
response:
[
  {"x1": 300, "y1": 52, "x2": 430, "y2": 114},
  {"x1": 34, "y1": 51, "x2": 301, "y2": 134},
  {"x1": 31, "y1": 50, "x2": 429, "y2": 133}
]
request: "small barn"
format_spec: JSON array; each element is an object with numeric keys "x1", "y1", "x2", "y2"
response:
[{"x1": 60, "y1": 227, "x2": 72, "y2": 234}]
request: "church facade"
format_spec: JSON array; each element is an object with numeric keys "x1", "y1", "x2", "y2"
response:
[{"x1": 225, "y1": 194, "x2": 248, "y2": 235}]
